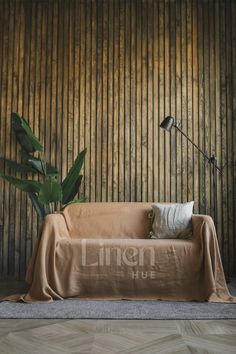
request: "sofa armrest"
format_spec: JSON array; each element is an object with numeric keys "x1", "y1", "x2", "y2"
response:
[
  {"x1": 25, "y1": 213, "x2": 70, "y2": 286},
  {"x1": 192, "y1": 214, "x2": 216, "y2": 241},
  {"x1": 43, "y1": 213, "x2": 70, "y2": 239}
]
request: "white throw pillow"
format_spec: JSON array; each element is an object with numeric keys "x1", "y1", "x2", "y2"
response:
[{"x1": 150, "y1": 201, "x2": 194, "y2": 239}]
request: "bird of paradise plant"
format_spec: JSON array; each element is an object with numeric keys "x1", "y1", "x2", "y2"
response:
[{"x1": 0, "y1": 113, "x2": 87, "y2": 218}]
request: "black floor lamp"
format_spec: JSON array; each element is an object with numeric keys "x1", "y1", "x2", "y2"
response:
[{"x1": 160, "y1": 116, "x2": 222, "y2": 226}]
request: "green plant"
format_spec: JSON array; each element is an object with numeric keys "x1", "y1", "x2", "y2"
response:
[{"x1": 0, "y1": 113, "x2": 87, "y2": 218}]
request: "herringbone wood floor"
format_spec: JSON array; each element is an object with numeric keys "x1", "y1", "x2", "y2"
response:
[
  {"x1": 0, "y1": 319, "x2": 236, "y2": 354},
  {"x1": 0, "y1": 281, "x2": 236, "y2": 354}
]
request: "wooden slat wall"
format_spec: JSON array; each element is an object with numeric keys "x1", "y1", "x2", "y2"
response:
[{"x1": 0, "y1": 0, "x2": 235, "y2": 278}]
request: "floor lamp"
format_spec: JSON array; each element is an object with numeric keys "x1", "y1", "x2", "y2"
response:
[{"x1": 160, "y1": 116, "x2": 222, "y2": 226}]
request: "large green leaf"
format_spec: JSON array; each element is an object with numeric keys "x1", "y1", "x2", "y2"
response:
[
  {"x1": 29, "y1": 192, "x2": 46, "y2": 219},
  {"x1": 23, "y1": 152, "x2": 58, "y2": 177},
  {"x1": 66, "y1": 196, "x2": 87, "y2": 205},
  {"x1": 38, "y1": 178, "x2": 62, "y2": 204},
  {"x1": 0, "y1": 174, "x2": 42, "y2": 193},
  {"x1": 26, "y1": 156, "x2": 46, "y2": 176},
  {"x1": 12, "y1": 112, "x2": 43, "y2": 152},
  {"x1": 61, "y1": 196, "x2": 87, "y2": 210},
  {"x1": 0, "y1": 157, "x2": 38, "y2": 174},
  {"x1": 61, "y1": 148, "x2": 87, "y2": 204},
  {"x1": 62, "y1": 175, "x2": 83, "y2": 205}
]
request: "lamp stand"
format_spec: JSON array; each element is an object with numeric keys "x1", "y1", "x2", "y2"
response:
[
  {"x1": 160, "y1": 116, "x2": 228, "y2": 281},
  {"x1": 209, "y1": 155, "x2": 218, "y2": 226},
  {"x1": 174, "y1": 124, "x2": 221, "y2": 227}
]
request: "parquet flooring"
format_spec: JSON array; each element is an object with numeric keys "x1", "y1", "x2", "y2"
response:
[
  {"x1": 0, "y1": 281, "x2": 236, "y2": 353},
  {"x1": 0, "y1": 319, "x2": 235, "y2": 354}
]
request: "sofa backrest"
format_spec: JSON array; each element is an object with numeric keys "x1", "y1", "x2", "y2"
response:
[{"x1": 62, "y1": 202, "x2": 153, "y2": 239}]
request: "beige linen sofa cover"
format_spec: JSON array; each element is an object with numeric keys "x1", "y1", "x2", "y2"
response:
[{"x1": 6, "y1": 202, "x2": 236, "y2": 303}]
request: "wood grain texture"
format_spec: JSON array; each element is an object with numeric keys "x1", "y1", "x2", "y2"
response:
[
  {"x1": 0, "y1": 0, "x2": 235, "y2": 278},
  {"x1": 0, "y1": 316, "x2": 236, "y2": 354}
]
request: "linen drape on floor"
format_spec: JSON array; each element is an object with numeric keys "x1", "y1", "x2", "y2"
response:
[{"x1": 4, "y1": 203, "x2": 236, "y2": 303}]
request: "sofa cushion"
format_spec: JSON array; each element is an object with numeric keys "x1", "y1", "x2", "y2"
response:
[
  {"x1": 62, "y1": 202, "x2": 153, "y2": 239},
  {"x1": 150, "y1": 201, "x2": 194, "y2": 239}
]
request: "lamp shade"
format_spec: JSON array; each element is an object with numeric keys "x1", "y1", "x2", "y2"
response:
[{"x1": 160, "y1": 116, "x2": 175, "y2": 131}]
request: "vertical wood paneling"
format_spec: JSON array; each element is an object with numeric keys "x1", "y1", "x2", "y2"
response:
[
  {"x1": 158, "y1": 0, "x2": 165, "y2": 202},
  {"x1": 90, "y1": 0, "x2": 96, "y2": 202},
  {"x1": 219, "y1": 1, "x2": 228, "y2": 274},
  {"x1": 0, "y1": 1, "x2": 8, "y2": 277},
  {"x1": 181, "y1": 0, "x2": 187, "y2": 204},
  {"x1": 186, "y1": 0, "x2": 193, "y2": 204},
  {"x1": 0, "y1": 0, "x2": 235, "y2": 278},
  {"x1": 164, "y1": 0, "x2": 170, "y2": 203},
  {"x1": 175, "y1": 0, "x2": 182, "y2": 206},
  {"x1": 130, "y1": 0, "x2": 136, "y2": 202},
  {"x1": 0, "y1": 0, "x2": 4, "y2": 276},
  {"x1": 73, "y1": 0, "x2": 80, "y2": 176},
  {"x1": 147, "y1": 0, "x2": 153, "y2": 203},
  {"x1": 170, "y1": 0, "x2": 176, "y2": 203},
  {"x1": 9, "y1": 0, "x2": 17, "y2": 277},
  {"x1": 113, "y1": 0, "x2": 119, "y2": 202},
  {"x1": 203, "y1": 1, "x2": 211, "y2": 219},
  {"x1": 25, "y1": 1, "x2": 34, "y2": 278},
  {"x1": 192, "y1": 0, "x2": 198, "y2": 215},
  {"x1": 109, "y1": 1, "x2": 113, "y2": 199},
  {"x1": 153, "y1": 0, "x2": 158, "y2": 203},
  {"x1": 124, "y1": 0, "x2": 131, "y2": 201},
  {"x1": 6, "y1": 1, "x2": 14, "y2": 276},
  {"x1": 79, "y1": 0, "x2": 85, "y2": 196},
  {"x1": 96, "y1": 0, "x2": 102, "y2": 202},
  {"x1": 214, "y1": 0, "x2": 222, "y2": 253},
  {"x1": 226, "y1": 1, "x2": 234, "y2": 278},
  {"x1": 136, "y1": 0, "x2": 142, "y2": 202},
  {"x1": 198, "y1": 0, "x2": 205, "y2": 216},
  {"x1": 67, "y1": 0, "x2": 74, "y2": 172},
  {"x1": 232, "y1": 0, "x2": 236, "y2": 278},
  {"x1": 102, "y1": 0, "x2": 108, "y2": 201}
]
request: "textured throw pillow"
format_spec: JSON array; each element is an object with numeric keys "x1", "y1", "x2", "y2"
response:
[{"x1": 149, "y1": 201, "x2": 194, "y2": 239}]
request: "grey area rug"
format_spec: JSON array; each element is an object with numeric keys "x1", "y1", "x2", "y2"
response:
[{"x1": 0, "y1": 286, "x2": 235, "y2": 320}]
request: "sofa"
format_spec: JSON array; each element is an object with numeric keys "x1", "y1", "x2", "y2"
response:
[{"x1": 6, "y1": 202, "x2": 235, "y2": 303}]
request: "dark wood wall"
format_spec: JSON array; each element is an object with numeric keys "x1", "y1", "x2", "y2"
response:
[{"x1": 0, "y1": 0, "x2": 235, "y2": 278}]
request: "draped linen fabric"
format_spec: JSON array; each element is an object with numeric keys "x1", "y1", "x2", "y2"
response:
[{"x1": 4, "y1": 202, "x2": 236, "y2": 303}]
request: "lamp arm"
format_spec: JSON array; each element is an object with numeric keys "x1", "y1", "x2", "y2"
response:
[{"x1": 174, "y1": 125, "x2": 222, "y2": 173}]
